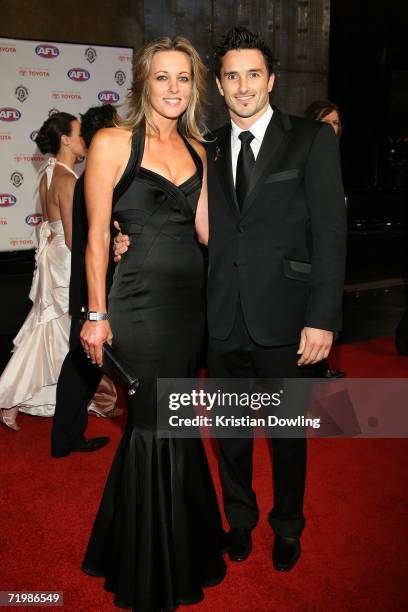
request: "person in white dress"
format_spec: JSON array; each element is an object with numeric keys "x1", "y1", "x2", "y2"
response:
[{"x1": 0, "y1": 112, "x2": 117, "y2": 431}]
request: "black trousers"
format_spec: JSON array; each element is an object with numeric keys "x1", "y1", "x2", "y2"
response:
[
  {"x1": 207, "y1": 301, "x2": 308, "y2": 538},
  {"x1": 51, "y1": 317, "x2": 102, "y2": 453}
]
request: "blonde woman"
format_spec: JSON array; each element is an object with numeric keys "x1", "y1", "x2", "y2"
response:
[{"x1": 80, "y1": 37, "x2": 226, "y2": 609}]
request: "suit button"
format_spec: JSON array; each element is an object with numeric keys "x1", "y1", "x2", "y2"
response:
[
  {"x1": 237, "y1": 225, "x2": 244, "y2": 233},
  {"x1": 233, "y1": 262, "x2": 238, "y2": 267}
]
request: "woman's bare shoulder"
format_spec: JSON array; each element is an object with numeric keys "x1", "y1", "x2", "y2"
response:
[
  {"x1": 93, "y1": 126, "x2": 132, "y2": 145},
  {"x1": 52, "y1": 167, "x2": 77, "y2": 191}
]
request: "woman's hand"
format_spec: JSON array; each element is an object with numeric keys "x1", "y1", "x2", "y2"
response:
[{"x1": 80, "y1": 320, "x2": 113, "y2": 367}]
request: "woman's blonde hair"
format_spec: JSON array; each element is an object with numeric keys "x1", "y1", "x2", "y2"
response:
[{"x1": 118, "y1": 36, "x2": 208, "y2": 142}]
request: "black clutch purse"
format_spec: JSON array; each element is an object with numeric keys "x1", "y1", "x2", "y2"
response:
[{"x1": 102, "y1": 343, "x2": 139, "y2": 396}]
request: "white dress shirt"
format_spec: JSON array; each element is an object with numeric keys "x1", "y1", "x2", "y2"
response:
[{"x1": 231, "y1": 105, "x2": 273, "y2": 185}]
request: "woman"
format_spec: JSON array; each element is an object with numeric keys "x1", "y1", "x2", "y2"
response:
[
  {"x1": 305, "y1": 99, "x2": 346, "y2": 379},
  {"x1": 0, "y1": 113, "x2": 116, "y2": 430},
  {"x1": 80, "y1": 37, "x2": 226, "y2": 610},
  {"x1": 305, "y1": 99, "x2": 342, "y2": 137}
]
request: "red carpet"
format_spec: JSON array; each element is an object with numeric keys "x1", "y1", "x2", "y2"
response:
[
  {"x1": 1, "y1": 336, "x2": 407, "y2": 611},
  {"x1": 330, "y1": 336, "x2": 408, "y2": 377}
]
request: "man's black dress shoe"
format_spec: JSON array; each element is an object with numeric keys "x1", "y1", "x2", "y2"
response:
[
  {"x1": 273, "y1": 536, "x2": 301, "y2": 571},
  {"x1": 228, "y1": 528, "x2": 252, "y2": 562},
  {"x1": 324, "y1": 368, "x2": 346, "y2": 378},
  {"x1": 51, "y1": 436, "x2": 110, "y2": 458}
]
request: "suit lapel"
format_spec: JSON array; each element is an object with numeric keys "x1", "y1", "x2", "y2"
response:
[
  {"x1": 241, "y1": 110, "x2": 291, "y2": 217},
  {"x1": 211, "y1": 124, "x2": 240, "y2": 217}
]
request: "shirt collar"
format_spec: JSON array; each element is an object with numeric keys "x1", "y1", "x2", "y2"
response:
[{"x1": 231, "y1": 105, "x2": 273, "y2": 147}]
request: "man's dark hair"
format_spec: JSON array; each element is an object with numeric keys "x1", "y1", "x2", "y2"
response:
[
  {"x1": 213, "y1": 27, "x2": 275, "y2": 78},
  {"x1": 80, "y1": 104, "x2": 117, "y2": 148}
]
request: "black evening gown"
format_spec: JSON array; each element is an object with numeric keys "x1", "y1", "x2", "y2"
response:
[{"x1": 81, "y1": 130, "x2": 226, "y2": 611}]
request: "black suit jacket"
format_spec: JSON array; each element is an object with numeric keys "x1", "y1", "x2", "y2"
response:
[{"x1": 206, "y1": 108, "x2": 347, "y2": 346}]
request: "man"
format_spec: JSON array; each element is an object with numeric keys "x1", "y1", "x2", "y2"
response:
[
  {"x1": 114, "y1": 27, "x2": 346, "y2": 571},
  {"x1": 51, "y1": 105, "x2": 118, "y2": 458}
]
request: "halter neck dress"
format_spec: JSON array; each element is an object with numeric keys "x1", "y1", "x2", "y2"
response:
[
  {"x1": 82, "y1": 130, "x2": 226, "y2": 611},
  {"x1": 0, "y1": 158, "x2": 116, "y2": 416}
]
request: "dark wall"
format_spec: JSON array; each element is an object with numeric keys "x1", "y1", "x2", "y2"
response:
[
  {"x1": 329, "y1": 0, "x2": 408, "y2": 191},
  {"x1": 145, "y1": 0, "x2": 331, "y2": 127},
  {"x1": 1, "y1": 1, "x2": 331, "y2": 126},
  {"x1": 0, "y1": 0, "x2": 143, "y2": 48}
]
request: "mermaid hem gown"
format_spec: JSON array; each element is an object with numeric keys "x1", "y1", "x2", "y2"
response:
[
  {"x1": 82, "y1": 130, "x2": 226, "y2": 611},
  {"x1": 0, "y1": 159, "x2": 116, "y2": 416}
]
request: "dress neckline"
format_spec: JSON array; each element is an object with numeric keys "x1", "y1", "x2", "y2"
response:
[
  {"x1": 138, "y1": 166, "x2": 199, "y2": 190},
  {"x1": 138, "y1": 129, "x2": 202, "y2": 191}
]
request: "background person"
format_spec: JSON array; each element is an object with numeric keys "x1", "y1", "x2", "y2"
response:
[
  {"x1": 51, "y1": 104, "x2": 122, "y2": 458},
  {"x1": 0, "y1": 113, "x2": 84, "y2": 430},
  {"x1": 305, "y1": 99, "x2": 346, "y2": 379},
  {"x1": 0, "y1": 112, "x2": 117, "y2": 434},
  {"x1": 305, "y1": 99, "x2": 342, "y2": 137}
]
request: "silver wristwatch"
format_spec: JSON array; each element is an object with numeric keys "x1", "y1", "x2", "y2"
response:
[{"x1": 87, "y1": 311, "x2": 109, "y2": 321}]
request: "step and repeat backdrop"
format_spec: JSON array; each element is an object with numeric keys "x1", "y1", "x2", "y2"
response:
[{"x1": 0, "y1": 38, "x2": 133, "y2": 252}]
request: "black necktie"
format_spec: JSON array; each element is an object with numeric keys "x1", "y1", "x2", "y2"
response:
[{"x1": 235, "y1": 131, "x2": 255, "y2": 210}]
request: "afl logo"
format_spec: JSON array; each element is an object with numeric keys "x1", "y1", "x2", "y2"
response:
[
  {"x1": 0, "y1": 108, "x2": 21, "y2": 122},
  {"x1": 35, "y1": 44, "x2": 60, "y2": 59},
  {"x1": 25, "y1": 213, "x2": 43, "y2": 226},
  {"x1": 0, "y1": 194, "x2": 17, "y2": 207},
  {"x1": 68, "y1": 68, "x2": 90, "y2": 82},
  {"x1": 98, "y1": 90, "x2": 120, "y2": 104},
  {"x1": 30, "y1": 130, "x2": 39, "y2": 141}
]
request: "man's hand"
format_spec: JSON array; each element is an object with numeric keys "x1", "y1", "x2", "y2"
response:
[
  {"x1": 297, "y1": 327, "x2": 334, "y2": 366},
  {"x1": 113, "y1": 220, "x2": 130, "y2": 262}
]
